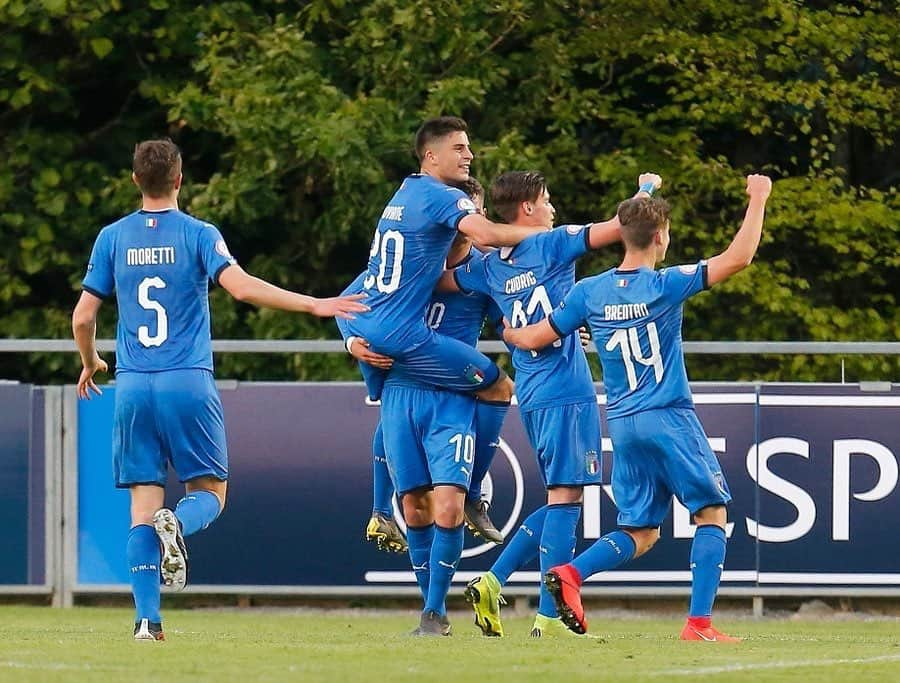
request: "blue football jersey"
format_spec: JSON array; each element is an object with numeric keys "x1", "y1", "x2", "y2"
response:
[
  {"x1": 345, "y1": 174, "x2": 478, "y2": 352},
  {"x1": 549, "y1": 262, "x2": 708, "y2": 418},
  {"x1": 82, "y1": 208, "x2": 236, "y2": 373},
  {"x1": 425, "y1": 249, "x2": 501, "y2": 348},
  {"x1": 454, "y1": 225, "x2": 596, "y2": 410},
  {"x1": 338, "y1": 249, "x2": 500, "y2": 349}
]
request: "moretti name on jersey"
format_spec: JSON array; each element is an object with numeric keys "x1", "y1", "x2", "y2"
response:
[{"x1": 126, "y1": 247, "x2": 176, "y2": 266}]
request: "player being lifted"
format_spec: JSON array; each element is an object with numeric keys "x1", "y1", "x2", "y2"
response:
[
  {"x1": 72, "y1": 140, "x2": 368, "y2": 641},
  {"x1": 338, "y1": 178, "x2": 507, "y2": 553},
  {"x1": 441, "y1": 170, "x2": 661, "y2": 637},
  {"x1": 504, "y1": 174, "x2": 772, "y2": 642}
]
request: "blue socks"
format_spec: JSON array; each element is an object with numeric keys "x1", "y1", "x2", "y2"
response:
[
  {"x1": 490, "y1": 505, "x2": 548, "y2": 585},
  {"x1": 425, "y1": 524, "x2": 465, "y2": 616},
  {"x1": 538, "y1": 504, "x2": 582, "y2": 617},
  {"x1": 467, "y1": 400, "x2": 510, "y2": 501},
  {"x1": 371, "y1": 421, "x2": 394, "y2": 516},
  {"x1": 175, "y1": 489, "x2": 221, "y2": 537},
  {"x1": 127, "y1": 524, "x2": 161, "y2": 623},
  {"x1": 406, "y1": 524, "x2": 434, "y2": 601},
  {"x1": 689, "y1": 525, "x2": 727, "y2": 618},
  {"x1": 572, "y1": 529, "x2": 636, "y2": 579}
]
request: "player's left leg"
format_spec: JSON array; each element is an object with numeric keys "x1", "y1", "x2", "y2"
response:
[
  {"x1": 155, "y1": 369, "x2": 228, "y2": 590},
  {"x1": 463, "y1": 398, "x2": 509, "y2": 544},
  {"x1": 417, "y1": 390, "x2": 475, "y2": 636},
  {"x1": 649, "y1": 408, "x2": 738, "y2": 643},
  {"x1": 366, "y1": 421, "x2": 407, "y2": 553},
  {"x1": 129, "y1": 485, "x2": 166, "y2": 641},
  {"x1": 525, "y1": 401, "x2": 602, "y2": 637},
  {"x1": 113, "y1": 371, "x2": 168, "y2": 640},
  {"x1": 680, "y1": 504, "x2": 739, "y2": 643}
]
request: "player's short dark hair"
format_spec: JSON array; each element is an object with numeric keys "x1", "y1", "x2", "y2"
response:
[
  {"x1": 617, "y1": 196, "x2": 671, "y2": 249},
  {"x1": 415, "y1": 117, "x2": 469, "y2": 163},
  {"x1": 133, "y1": 139, "x2": 182, "y2": 198},
  {"x1": 459, "y1": 176, "x2": 484, "y2": 201},
  {"x1": 490, "y1": 171, "x2": 546, "y2": 224}
]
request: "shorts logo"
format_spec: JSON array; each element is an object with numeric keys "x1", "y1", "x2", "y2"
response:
[
  {"x1": 464, "y1": 364, "x2": 485, "y2": 385},
  {"x1": 585, "y1": 450, "x2": 600, "y2": 476},
  {"x1": 714, "y1": 472, "x2": 727, "y2": 496},
  {"x1": 457, "y1": 197, "x2": 477, "y2": 213}
]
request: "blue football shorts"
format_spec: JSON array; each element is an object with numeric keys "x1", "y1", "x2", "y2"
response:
[
  {"x1": 344, "y1": 321, "x2": 501, "y2": 394},
  {"x1": 113, "y1": 369, "x2": 228, "y2": 488},
  {"x1": 608, "y1": 407, "x2": 731, "y2": 528},
  {"x1": 380, "y1": 383, "x2": 476, "y2": 496},
  {"x1": 520, "y1": 400, "x2": 603, "y2": 488}
]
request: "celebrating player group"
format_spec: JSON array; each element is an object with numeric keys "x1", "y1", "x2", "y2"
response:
[{"x1": 72, "y1": 116, "x2": 772, "y2": 642}]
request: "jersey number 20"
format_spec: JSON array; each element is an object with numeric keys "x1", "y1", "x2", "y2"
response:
[
  {"x1": 137, "y1": 276, "x2": 168, "y2": 347},
  {"x1": 606, "y1": 323, "x2": 663, "y2": 391},
  {"x1": 364, "y1": 229, "x2": 404, "y2": 294}
]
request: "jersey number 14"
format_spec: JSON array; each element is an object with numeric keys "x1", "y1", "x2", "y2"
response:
[{"x1": 606, "y1": 323, "x2": 664, "y2": 391}]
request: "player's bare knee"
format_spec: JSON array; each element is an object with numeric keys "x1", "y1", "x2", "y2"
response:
[
  {"x1": 693, "y1": 504, "x2": 727, "y2": 529},
  {"x1": 187, "y1": 478, "x2": 227, "y2": 511},
  {"x1": 476, "y1": 373, "x2": 514, "y2": 403},
  {"x1": 546, "y1": 485, "x2": 583, "y2": 506},
  {"x1": 402, "y1": 489, "x2": 432, "y2": 526},
  {"x1": 625, "y1": 527, "x2": 660, "y2": 558}
]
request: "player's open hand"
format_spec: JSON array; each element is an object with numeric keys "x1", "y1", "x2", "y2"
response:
[
  {"x1": 637, "y1": 173, "x2": 662, "y2": 193},
  {"x1": 311, "y1": 294, "x2": 370, "y2": 319},
  {"x1": 746, "y1": 174, "x2": 772, "y2": 200},
  {"x1": 76, "y1": 354, "x2": 108, "y2": 400},
  {"x1": 578, "y1": 326, "x2": 592, "y2": 350},
  {"x1": 350, "y1": 337, "x2": 393, "y2": 369}
]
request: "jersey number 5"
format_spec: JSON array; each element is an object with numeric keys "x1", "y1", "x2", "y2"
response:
[
  {"x1": 137, "y1": 276, "x2": 168, "y2": 347},
  {"x1": 606, "y1": 323, "x2": 663, "y2": 391},
  {"x1": 363, "y1": 229, "x2": 405, "y2": 294}
]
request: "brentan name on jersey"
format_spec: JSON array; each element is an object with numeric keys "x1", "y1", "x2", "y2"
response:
[
  {"x1": 604, "y1": 303, "x2": 650, "y2": 320},
  {"x1": 381, "y1": 205, "x2": 404, "y2": 221},
  {"x1": 505, "y1": 271, "x2": 537, "y2": 294},
  {"x1": 126, "y1": 246, "x2": 176, "y2": 266}
]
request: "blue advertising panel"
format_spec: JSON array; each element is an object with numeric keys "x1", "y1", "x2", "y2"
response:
[
  {"x1": 755, "y1": 385, "x2": 900, "y2": 586},
  {"x1": 0, "y1": 383, "x2": 33, "y2": 584},
  {"x1": 74, "y1": 382, "x2": 899, "y2": 590}
]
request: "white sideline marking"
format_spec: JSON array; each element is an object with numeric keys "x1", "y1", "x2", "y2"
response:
[
  {"x1": 0, "y1": 661, "x2": 125, "y2": 672},
  {"x1": 656, "y1": 654, "x2": 900, "y2": 676}
]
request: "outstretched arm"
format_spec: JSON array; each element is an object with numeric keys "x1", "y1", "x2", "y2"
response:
[
  {"x1": 706, "y1": 174, "x2": 772, "y2": 287},
  {"x1": 587, "y1": 172, "x2": 663, "y2": 250},
  {"x1": 502, "y1": 318, "x2": 562, "y2": 352},
  {"x1": 218, "y1": 265, "x2": 369, "y2": 319},
  {"x1": 72, "y1": 291, "x2": 108, "y2": 399},
  {"x1": 457, "y1": 213, "x2": 543, "y2": 247}
]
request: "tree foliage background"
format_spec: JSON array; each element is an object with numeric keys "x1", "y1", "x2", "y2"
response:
[{"x1": 1, "y1": 0, "x2": 897, "y2": 383}]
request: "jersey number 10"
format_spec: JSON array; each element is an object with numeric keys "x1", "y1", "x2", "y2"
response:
[{"x1": 606, "y1": 323, "x2": 664, "y2": 391}]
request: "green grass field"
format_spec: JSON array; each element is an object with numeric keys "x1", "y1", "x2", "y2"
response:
[{"x1": 1, "y1": 606, "x2": 899, "y2": 682}]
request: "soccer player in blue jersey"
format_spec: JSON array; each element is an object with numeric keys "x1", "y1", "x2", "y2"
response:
[
  {"x1": 442, "y1": 170, "x2": 661, "y2": 637},
  {"x1": 340, "y1": 179, "x2": 507, "y2": 553},
  {"x1": 504, "y1": 174, "x2": 773, "y2": 643},
  {"x1": 71, "y1": 139, "x2": 368, "y2": 641}
]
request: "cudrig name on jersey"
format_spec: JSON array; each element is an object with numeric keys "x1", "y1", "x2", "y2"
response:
[{"x1": 505, "y1": 270, "x2": 537, "y2": 294}]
